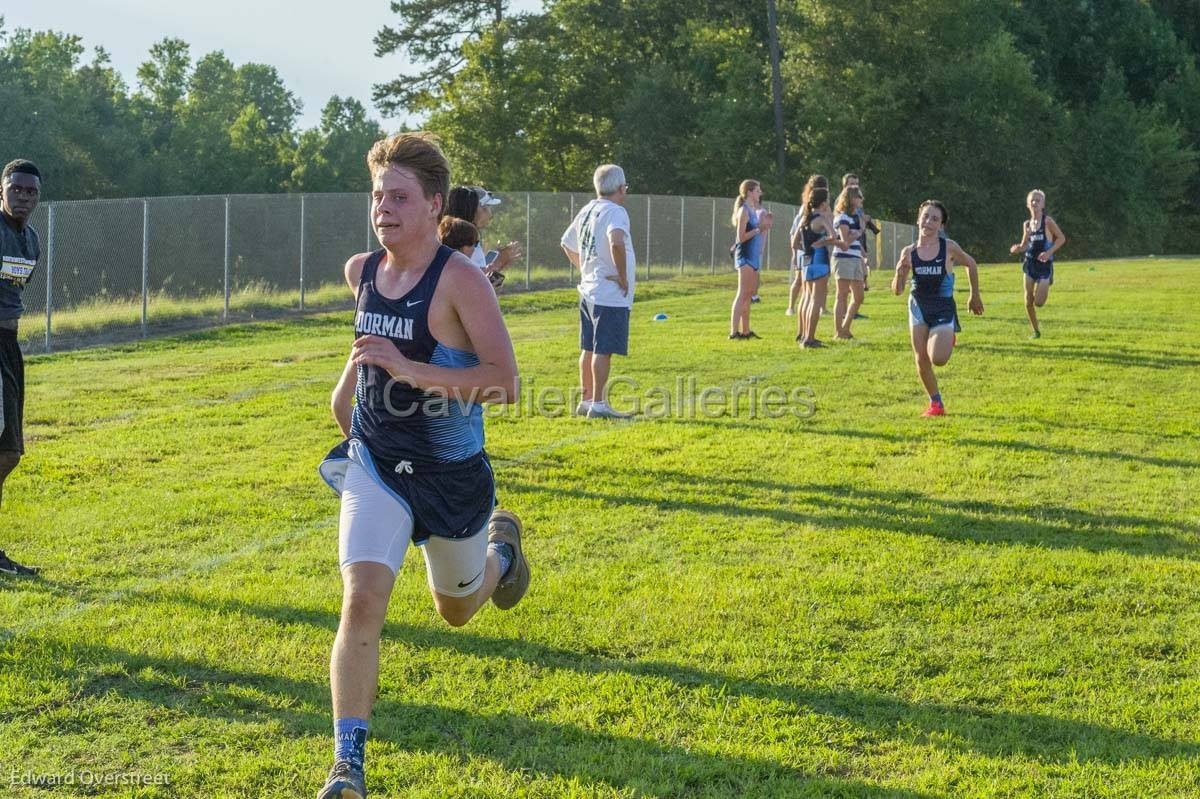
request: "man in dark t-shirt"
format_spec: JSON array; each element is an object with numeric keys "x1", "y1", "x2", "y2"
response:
[{"x1": 0, "y1": 159, "x2": 43, "y2": 576}]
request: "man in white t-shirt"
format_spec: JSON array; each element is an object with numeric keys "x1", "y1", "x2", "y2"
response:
[{"x1": 560, "y1": 164, "x2": 635, "y2": 420}]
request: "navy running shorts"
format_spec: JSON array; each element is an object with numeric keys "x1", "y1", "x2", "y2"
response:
[
  {"x1": 1023, "y1": 259, "x2": 1054, "y2": 283},
  {"x1": 320, "y1": 438, "x2": 495, "y2": 543},
  {"x1": 579, "y1": 299, "x2": 630, "y2": 356},
  {"x1": 909, "y1": 294, "x2": 961, "y2": 332}
]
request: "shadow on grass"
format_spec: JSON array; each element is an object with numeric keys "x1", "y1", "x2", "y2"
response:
[
  {"x1": 956, "y1": 411, "x2": 1200, "y2": 445},
  {"x1": 664, "y1": 416, "x2": 1200, "y2": 472},
  {"x1": 963, "y1": 342, "x2": 1200, "y2": 370},
  {"x1": 15, "y1": 635, "x2": 947, "y2": 799},
  {"x1": 501, "y1": 464, "x2": 1198, "y2": 559},
  {"x1": 39, "y1": 592, "x2": 1200, "y2": 775},
  {"x1": 808, "y1": 424, "x2": 1200, "y2": 471}
]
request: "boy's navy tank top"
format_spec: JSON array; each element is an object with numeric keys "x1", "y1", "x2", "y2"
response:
[
  {"x1": 350, "y1": 246, "x2": 484, "y2": 467},
  {"x1": 1024, "y1": 214, "x2": 1051, "y2": 265}
]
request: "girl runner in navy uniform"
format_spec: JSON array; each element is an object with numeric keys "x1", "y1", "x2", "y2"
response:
[
  {"x1": 730, "y1": 179, "x2": 773, "y2": 339},
  {"x1": 1009, "y1": 189, "x2": 1065, "y2": 339},
  {"x1": 792, "y1": 186, "x2": 837, "y2": 348},
  {"x1": 316, "y1": 134, "x2": 529, "y2": 799},
  {"x1": 892, "y1": 200, "x2": 984, "y2": 416}
]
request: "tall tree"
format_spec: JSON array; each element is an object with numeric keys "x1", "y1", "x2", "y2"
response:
[
  {"x1": 766, "y1": 0, "x2": 786, "y2": 182},
  {"x1": 372, "y1": 0, "x2": 516, "y2": 114},
  {"x1": 289, "y1": 97, "x2": 386, "y2": 192},
  {"x1": 1151, "y1": 0, "x2": 1200, "y2": 53},
  {"x1": 0, "y1": 24, "x2": 141, "y2": 199},
  {"x1": 419, "y1": 0, "x2": 771, "y2": 193},
  {"x1": 134, "y1": 38, "x2": 190, "y2": 150}
]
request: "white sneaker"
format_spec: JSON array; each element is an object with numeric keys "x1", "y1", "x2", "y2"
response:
[
  {"x1": 573, "y1": 400, "x2": 593, "y2": 417},
  {"x1": 586, "y1": 401, "x2": 633, "y2": 420}
]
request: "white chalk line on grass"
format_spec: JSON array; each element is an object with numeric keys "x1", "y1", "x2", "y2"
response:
[
  {"x1": 3, "y1": 371, "x2": 721, "y2": 640},
  {"x1": 3, "y1": 412, "x2": 595, "y2": 641},
  {"x1": 7, "y1": 294, "x2": 900, "y2": 640},
  {"x1": 49, "y1": 323, "x2": 582, "y2": 435},
  {"x1": 18, "y1": 279, "x2": 1132, "y2": 643},
  {"x1": 5, "y1": 326, "x2": 591, "y2": 639}
]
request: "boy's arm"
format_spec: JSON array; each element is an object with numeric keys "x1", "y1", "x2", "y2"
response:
[
  {"x1": 949, "y1": 240, "x2": 984, "y2": 315},
  {"x1": 1010, "y1": 222, "x2": 1031, "y2": 254},
  {"x1": 1044, "y1": 217, "x2": 1066, "y2": 258},
  {"x1": 892, "y1": 246, "x2": 913, "y2": 294},
  {"x1": 331, "y1": 355, "x2": 356, "y2": 438}
]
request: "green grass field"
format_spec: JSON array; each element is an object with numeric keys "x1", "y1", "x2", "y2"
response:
[{"x1": 2, "y1": 258, "x2": 1199, "y2": 798}]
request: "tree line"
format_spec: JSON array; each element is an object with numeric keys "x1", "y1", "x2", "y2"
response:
[
  {"x1": 382, "y1": 0, "x2": 1200, "y2": 259},
  {"x1": 0, "y1": 21, "x2": 385, "y2": 200},
  {"x1": 5, "y1": 1, "x2": 1200, "y2": 259}
]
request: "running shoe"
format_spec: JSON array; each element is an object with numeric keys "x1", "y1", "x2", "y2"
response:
[
  {"x1": 0, "y1": 550, "x2": 38, "y2": 576},
  {"x1": 785, "y1": 307, "x2": 795, "y2": 316},
  {"x1": 750, "y1": 295, "x2": 761, "y2": 303},
  {"x1": 489, "y1": 510, "x2": 530, "y2": 610},
  {"x1": 922, "y1": 401, "x2": 946, "y2": 417},
  {"x1": 586, "y1": 402, "x2": 633, "y2": 420},
  {"x1": 572, "y1": 401, "x2": 593, "y2": 417},
  {"x1": 853, "y1": 312, "x2": 868, "y2": 320},
  {"x1": 728, "y1": 332, "x2": 743, "y2": 340},
  {"x1": 744, "y1": 331, "x2": 761, "y2": 339},
  {"x1": 317, "y1": 760, "x2": 366, "y2": 799},
  {"x1": 1030, "y1": 330, "x2": 1041, "y2": 340}
]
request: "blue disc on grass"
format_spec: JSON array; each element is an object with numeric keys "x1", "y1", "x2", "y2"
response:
[{"x1": 653, "y1": 313, "x2": 668, "y2": 321}]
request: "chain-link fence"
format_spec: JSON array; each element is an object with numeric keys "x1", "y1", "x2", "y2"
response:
[{"x1": 17, "y1": 193, "x2": 915, "y2": 354}]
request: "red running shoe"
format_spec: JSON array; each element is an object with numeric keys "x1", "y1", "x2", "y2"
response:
[{"x1": 922, "y1": 400, "x2": 946, "y2": 417}]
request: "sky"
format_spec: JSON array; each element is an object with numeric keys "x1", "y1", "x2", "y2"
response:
[{"x1": 3, "y1": 0, "x2": 539, "y2": 130}]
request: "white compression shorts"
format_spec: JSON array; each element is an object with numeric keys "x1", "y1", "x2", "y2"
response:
[{"x1": 338, "y1": 459, "x2": 489, "y2": 597}]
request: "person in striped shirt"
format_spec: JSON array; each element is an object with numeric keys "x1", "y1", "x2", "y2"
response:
[{"x1": 831, "y1": 186, "x2": 867, "y2": 339}]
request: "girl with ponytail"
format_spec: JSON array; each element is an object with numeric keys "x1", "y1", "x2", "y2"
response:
[{"x1": 729, "y1": 179, "x2": 773, "y2": 339}]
